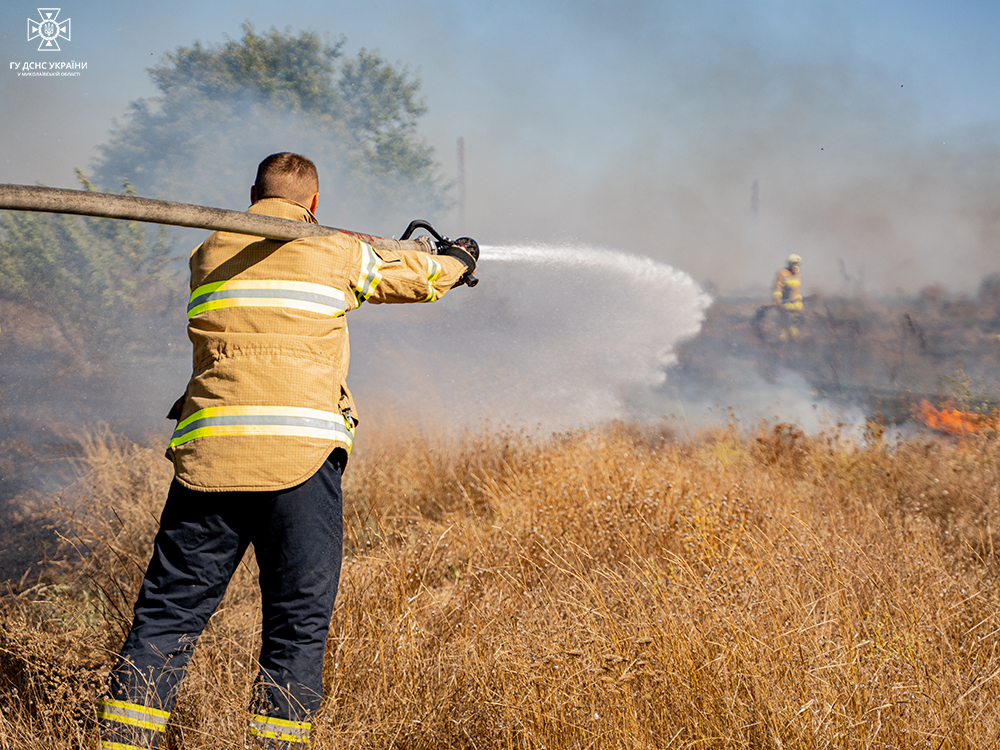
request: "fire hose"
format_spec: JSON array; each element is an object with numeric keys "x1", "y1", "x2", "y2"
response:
[{"x1": 0, "y1": 184, "x2": 478, "y2": 286}]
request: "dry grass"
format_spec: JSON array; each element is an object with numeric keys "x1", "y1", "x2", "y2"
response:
[{"x1": 3, "y1": 419, "x2": 1000, "y2": 748}]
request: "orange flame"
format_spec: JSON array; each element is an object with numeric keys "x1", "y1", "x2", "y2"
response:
[{"x1": 916, "y1": 399, "x2": 997, "y2": 436}]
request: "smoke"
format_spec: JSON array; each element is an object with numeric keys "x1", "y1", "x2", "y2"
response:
[
  {"x1": 4, "y1": 0, "x2": 999, "y2": 583},
  {"x1": 0, "y1": 240, "x2": 711, "y2": 445},
  {"x1": 90, "y1": 102, "x2": 447, "y2": 237},
  {"x1": 2, "y1": 1, "x2": 999, "y2": 450},
  {"x1": 4, "y1": 1, "x2": 999, "y2": 294},
  {"x1": 418, "y1": 1, "x2": 1000, "y2": 295},
  {"x1": 650, "y1": 362, "x2": 869, "y2": 438}
]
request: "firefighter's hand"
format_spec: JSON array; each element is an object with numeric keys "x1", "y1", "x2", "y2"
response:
[
  {"x1": 166, "y1": 395, "x2": 185, "y2": 421},
  {"x1": 438, "y1": 238, "x2": 479, "y2": 287}
]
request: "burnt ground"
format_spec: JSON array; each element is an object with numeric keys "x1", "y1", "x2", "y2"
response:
[{"x1": 670, "y1": 283, "x2": 1000, "y2": 425}]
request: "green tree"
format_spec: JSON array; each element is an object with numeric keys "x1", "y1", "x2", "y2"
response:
[
  {"x1": 92, "y1": 24, "x2": 447, "y2": 231},
  {"x1": 0, "y1": 171, "x2": 178, "y2": 362}
]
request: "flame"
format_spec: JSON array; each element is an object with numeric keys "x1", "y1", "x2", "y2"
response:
[{"x1": 916, "y1": 399, "x2": 997, "y2": 436}]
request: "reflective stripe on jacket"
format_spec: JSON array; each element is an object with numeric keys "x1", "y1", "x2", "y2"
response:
[{"x1": 169, "y1": 198, "x2": 467, "y2": 492}]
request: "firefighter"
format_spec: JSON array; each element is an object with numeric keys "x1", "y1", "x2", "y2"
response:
[
  {"x1": 97, "y1": 153, "x2": 477, "y2": 749},
  {"x1": 773, "y1": 253, "x2": 803, "y2": 340}
]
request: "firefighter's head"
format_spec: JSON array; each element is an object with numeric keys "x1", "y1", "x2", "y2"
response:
[
  {"x1": 787, "y1": 253, "x2": 801, "y2": 273},
  {"x1": 251, "y1": 152, "x2": 320, "y2": 214}
]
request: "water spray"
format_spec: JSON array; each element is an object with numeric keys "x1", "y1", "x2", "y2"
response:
[{"x1": 349, "y1": 241, "x2": 714, "y2": 430}]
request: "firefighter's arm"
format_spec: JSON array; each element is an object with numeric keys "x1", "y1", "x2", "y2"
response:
[
  {"x1": 351, "y1": 239, "x2": 470, "y2": 306},
  {"x1": 772, "y1": 270, "x2": 786, "y2": 303}
]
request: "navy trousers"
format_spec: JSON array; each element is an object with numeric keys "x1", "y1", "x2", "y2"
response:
[{"x1": 99, "y1": 450, "x2": 345, "y2": 748}]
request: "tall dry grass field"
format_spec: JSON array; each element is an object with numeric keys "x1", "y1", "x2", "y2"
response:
[{"x1": 2, "y1": 420, "x2": 1000, "y2": 748}]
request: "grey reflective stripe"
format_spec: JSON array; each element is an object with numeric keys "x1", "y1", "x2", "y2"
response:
[
  {"x1": 248, "y1": 714, "x2": 311, "y2": 742},
  {"x1": 188, "y1": 287, "x2": 346, "y2": 314},
  {"x1": 98, "y1": 699, "x2": 169, "y2": 732},
  {"x1": 171, "y1": 414, "x2": 351, "y2": 441}
]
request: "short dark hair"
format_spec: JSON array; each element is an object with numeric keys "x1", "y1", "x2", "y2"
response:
[{"x1": 253, "y1": 152, "x2": 319, "y2": 206}]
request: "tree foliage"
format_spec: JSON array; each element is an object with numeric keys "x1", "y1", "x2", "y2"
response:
[
  {"x1": 0, "y1": 25, "x2": 447, "y2": 374},
  {"x1": 0, "y1": 171, "x2": 178, "y2": 358},
  {"x1": 92, "y1": 24, "x2": 446, "y2": 228}
]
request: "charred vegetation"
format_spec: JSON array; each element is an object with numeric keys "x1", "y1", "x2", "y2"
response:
[{"x1": 672, "y1": 279, "x2": 1000, "y2": 426}]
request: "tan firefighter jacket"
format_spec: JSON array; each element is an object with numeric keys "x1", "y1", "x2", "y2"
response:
[
  {"x1": 167, "y1": 197, "x2": 469, "y2": 492},
  {"x1": 773, "y1": 267, "x2": 803, "y2": 311}
]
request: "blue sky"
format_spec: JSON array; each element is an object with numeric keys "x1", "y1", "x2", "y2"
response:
[{"x1": 1, "y1": 0, "x2": 998, "y2": 291}]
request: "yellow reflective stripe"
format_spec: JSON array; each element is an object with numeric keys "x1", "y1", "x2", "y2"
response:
[
  {"x1": 355, "y1": 240, "x2": 383, "y2": 303},
  {"x1": 100, "y1": 742, "x2": 150, "y2": 750},
  {"x1": 248, "y1": 713, "x2": 311, "y2": 743},
  {"x1": 249, "y1": 714, "x2": 311, "y2": 731},
  {"x1": 786, "y1": 278, "x2": 801, "y2": 288},
  {"x1": 189, "y1": 297, "x2": 345, "y2": 317},
  {"x1": 426, "y1": 256, "x2": 442, "y2": 283},
  {"x1": 188, "y1": 279, "x2": 346, "y2": 318},
  {"x1": 169, "y1": 406, "x2": 355, "y2": 450},
  {"x1": 170, "y1": 424, "x2": 354, "y2": 448},
  {"x1": 96, "y1": 712, "x2": 165, "y2": 732},
  {"x1": 98, "y1": 699, "x2": 169, "y2": 732},
  {"x1": 99, "y1": 699, "x2": 170, "y2": 721},
  {"x1": 423, "y1": 256, "x2": 443, "y2": 302}
]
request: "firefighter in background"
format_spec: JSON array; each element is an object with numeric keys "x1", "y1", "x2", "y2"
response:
[
  {"x1": 97, "y1": 152, "x2": 477, "y2": 749},
  {"x1": 773, "y1": 253, "x2": 803, "y2": 341}
]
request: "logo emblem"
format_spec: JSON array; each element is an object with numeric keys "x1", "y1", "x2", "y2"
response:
[{"x1": 27, "y1": 8, "x2": 71, "y2": 51}]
